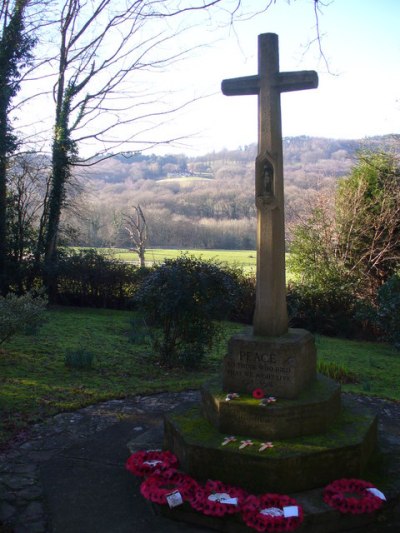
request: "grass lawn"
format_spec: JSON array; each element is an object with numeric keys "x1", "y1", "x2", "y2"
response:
[
  {"x1": 77, "y1": 247, "x2": 296, "y2": 277},
  {"x1": 108, "y1": 247, "x2": 258, "y2": 269},
  {"x1": 1, "y1": 306, "x2": 399, "y2": 448}
]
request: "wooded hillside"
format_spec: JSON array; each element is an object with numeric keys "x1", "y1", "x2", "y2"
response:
[{"x1": 69, "y1": 135, "x2": 400, "y2": 250}]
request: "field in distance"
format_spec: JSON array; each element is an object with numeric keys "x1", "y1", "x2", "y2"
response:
[{"x1": 105, "y1": 248, "x2": 257, "y2": 270}]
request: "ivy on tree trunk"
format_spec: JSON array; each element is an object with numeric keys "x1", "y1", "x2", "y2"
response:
[{"x1": 0, "y1": 0, "x2": 34, "y2": 293}]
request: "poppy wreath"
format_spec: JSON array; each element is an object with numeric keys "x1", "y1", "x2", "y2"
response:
[
  {"x1": 140, "y1": 468, "x2": 200, "y2": 505},
  {"x1": 125, "y1": 450, "x2": 179, "y2": 478},
  {"x1": 241, "y1": 493, "x2": 303, "y2": 532},
  {"x1": 323, "y1": 478, "x2": 384, "y2": 514},
  {"x1": 190, "y1": 479, "x2": 248, "y2": 517}
]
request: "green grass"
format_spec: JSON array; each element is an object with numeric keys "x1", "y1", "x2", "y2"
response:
[
  {"x1": 0, "y1": 307, "x2": 398, "y2": 449},
  {"x1": 315, "y1": 334, "x2": 400, "y2": 399},
  {"x1": 0, "y1": 307, "x2": 242, "y2": 448},
  {"x1": 157, "y1": 176, "x2": 213, "y2": 185},
  {"x1": 108, "y1": 247, "x2": 258, "y2": 268},
  {"x1": 76, "y1": 247, "x2": 295, "y2": 277}
]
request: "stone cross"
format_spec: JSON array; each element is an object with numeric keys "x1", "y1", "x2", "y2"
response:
[{"x1": 222, "y1": 33, "x2": 318, "y2": 337}]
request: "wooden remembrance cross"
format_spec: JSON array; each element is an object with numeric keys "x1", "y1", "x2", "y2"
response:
[{"x1": 222, "y1": 33, "x2": 318, "y2": 337}]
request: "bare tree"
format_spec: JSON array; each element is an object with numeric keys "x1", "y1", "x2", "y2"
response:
[
  {"x1": 123, "y1": 205, "x2": 148, "y2": 268},
  {"x1": 7, "y1": 153, "x2": 50, "y2": 262},
  {"x1": 42, "y1": 0, "x2": 260, "y2": 296},
  {"x1": 32, "y1": 0, "x2": 325, "y2": 297}
]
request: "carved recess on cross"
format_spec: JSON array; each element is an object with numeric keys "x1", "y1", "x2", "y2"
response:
[{"x1": 255, "y1": 153, "x2": 277, "y2": 210}]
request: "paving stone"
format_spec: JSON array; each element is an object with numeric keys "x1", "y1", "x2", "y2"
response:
[
  {"x1": 15, "y1": 521, "x2": 46, "y2": 533},
  {"x1": 0, "y1": 501, "x2": 16, "y2": 521},
  {"x1": 18, "y1": 501, "x2": 43, "y2": 522},
  {"x1": 17, "y1": 485, "x2": 43, "y2": 501},
  {"x1": 2, "y1": 476, "x2": 36, "y2": 490}
]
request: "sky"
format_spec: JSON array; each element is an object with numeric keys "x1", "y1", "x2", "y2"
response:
[
  {"x1": 161, "y1": 0, "x2": 400, "y2": 155},
  {"x1": 17, "y1": 0, "x2": 400, "y2": 158}
]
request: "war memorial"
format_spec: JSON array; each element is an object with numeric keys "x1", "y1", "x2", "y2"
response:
[{"x1": 130, "y1": 34, "x2": 399, "y2": 532}]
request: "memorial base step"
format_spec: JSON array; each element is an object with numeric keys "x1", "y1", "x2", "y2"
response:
[
  {"x1": 163, "y1": 397, "x2": 377, "y2": 494},
  {"x1": 202, "y1": 374, "x2": 341, "y2": 441}
]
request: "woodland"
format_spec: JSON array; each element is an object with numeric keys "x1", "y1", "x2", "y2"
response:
[{"x1": 64, "y1": 135, "x2": 400, "y2": 250}]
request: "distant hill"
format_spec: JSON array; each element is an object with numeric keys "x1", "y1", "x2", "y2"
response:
[
  {"x1": 82, "y1": 134, "x2": 400, "y2": 186},
  {"x1": 71, "y1": 135, "x2": 399, "y2": 250}
]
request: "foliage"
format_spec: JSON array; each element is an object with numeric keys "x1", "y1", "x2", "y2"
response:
[
  {"x1": 374, "y1": 274, "x2": 400, "y2": 349},
  {"x1": 287, "y1": 282, "x2": 361, "y2": 338},
  {"x1": 64, "y1": 348, "x2": 95, "y2": 369},
  {"x1": 336, "y1": 151, "x2": 400, "y2": 296},
  {"x1": 317, "y1": 360, "x2": 358, "y2": 384},
  {"x1": 287, "y1": 196, "x2": 345, "y2": 289},
  {"x1": 288, "y1": 151, "x2": 400, "y2": 337},
  {"x1": 0, "y1": 0, "x2": 36, "y2": 294},
  {"x1": 54, "y1": 248, "x2": 150, "y2": 308},
  {"x1": 0, "y1": 289, "x2": 47, "y2": 345},
  {"x1": 132, "y1": 255, "x2": 239, "y2": 368},
  {"x1": 0, "y1": 0, "x2": 35, "y2": 155},
  {"x1": 223, "y1": 265, "x2": 255, "y2": 324}
]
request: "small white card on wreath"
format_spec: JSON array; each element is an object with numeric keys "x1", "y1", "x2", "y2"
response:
[
  {"x1": 283, "y1": 505, "x2": 299, "y2": 518},
  {"x1": 166, "y1": 490, "x2": 183, "y2": 508},
  {"x1": 366, "y1": 488, "x2": 386, "y2": 501}
]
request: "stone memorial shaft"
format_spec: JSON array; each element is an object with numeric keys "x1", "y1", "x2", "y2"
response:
[
  {"x1": 164, "y1": 34, "x2": 379, "y2": 507},
  {"x1": 222, "y1": 33, "x2": 318, "y2": 337}
]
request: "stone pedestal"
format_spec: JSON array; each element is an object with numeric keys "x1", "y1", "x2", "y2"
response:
[
  {"x1": 162, "y1": 329, "x2": 378, "y2": 530},
  {"x1": 202, "y1": 374, "x2": 341, "y2": 440},
  {"x1": 223, "y1": 329, "x2": 316, "y2": 399},
  {"x1": 164, "y1": 329, "x2": 377, "y2": 494},
  {"x1": 164, "y1": 396, "x2": 377, "y2": 494}
]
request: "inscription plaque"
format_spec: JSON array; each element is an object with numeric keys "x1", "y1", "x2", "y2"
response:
[{"x1": 223, "y1": 329, "x2": 316, "y2": 399}]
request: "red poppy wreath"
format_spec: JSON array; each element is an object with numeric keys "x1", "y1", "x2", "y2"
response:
[
  {"x1": 190, "y1": 479, "x2": 248, "y2": 517},
  {"x1": 125, "y1": 449, "x2": 179, "y2": 478},
  {"x1": 323, "y1": 478, "x2": 385, "y2": 514},
  {"x1": 140, "y1": 468, "x2": 199, "y2": 505},
  {"x1": 241, "y1": 493, "x2": 303, "y2": 532}
]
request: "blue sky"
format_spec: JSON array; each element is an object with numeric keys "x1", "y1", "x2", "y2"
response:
[
  {"x1": 169, "y1": 0, "x2": 400, "y2": 154},
  {"x1": 19, "y1": 0, "x2": 400, "y2": 157}
]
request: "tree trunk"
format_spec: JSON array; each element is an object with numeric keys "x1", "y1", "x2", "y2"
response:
[
  {"x1": 0, "y1": 154, "x2": 7, "y2": 294},
  {"x1": 44, "y1": 132, "x2": 71, "y2": 301},
  {"x1": 0, "y1": 0, "x2": 33, "y2": 294},
  {"x1": 139, "y1": 248, "x2": 145, "y2": 268}
]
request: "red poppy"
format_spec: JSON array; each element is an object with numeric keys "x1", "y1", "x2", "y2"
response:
[{"x1": 252, "y1": 388, "x2": 265, "y2": 399}]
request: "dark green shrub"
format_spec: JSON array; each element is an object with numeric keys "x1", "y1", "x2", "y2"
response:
[
  {"x1": 224, "y1": 266, "x2": 255, "y2": 324},
  {"x1": 287, "y1": 282, "x2": 360, "y2": 337},
  {"x1": 54, "y1": 249, "x2": 151, "y2": 308},
  {"x1": 375, "y1": 274, "x2": 400, "y2": 349},
  {"x1": 0, "y1": 290, "x2": 47, "y2": 346},
  {"x1": 132, "y1": 255, "x2": 239, "y2": 369},
  {"x1": 64, "y1": 348, "x2": 95, "y2": 369}
]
